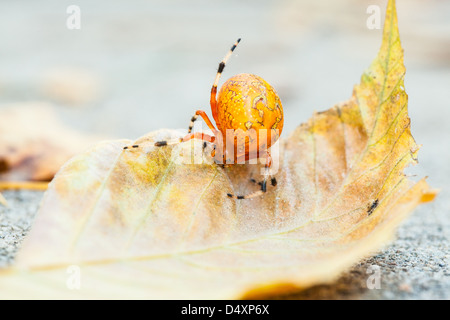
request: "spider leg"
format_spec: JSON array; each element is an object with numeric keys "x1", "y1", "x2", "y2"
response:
[
  {"x1": 153, "y1": 110, "x2": 218, "y2": 147},
  {"x1": 210, "y1": 38, "x2": 241, "y2": 123},
  {"x1": 123, "y1": 138, "x2": 180, "y2": 150},
  {"x1": 153, "y1": 132, "x2": 216, "y2": 149},
  {"x1": 249, "y1": 177, "x2": 277, "y2": 187},
  {"x1": 188, "y1": 110, "x2": 218, "y2": 133},
  {"x1": 181, "y1": 132, "x2": 215, "y2": 144},
  {"x1": 181, "y1": 133, "x2": 216, "y2": 162},
  {"x1": 125, "y1": 132, "x2": 215, "y2": 152},
  {"x1": 227, "y1": 150, "x2": 276, "y2": 199},
  {"x1": 123, "y1": 144, "x2": 140, "y2": 150}
]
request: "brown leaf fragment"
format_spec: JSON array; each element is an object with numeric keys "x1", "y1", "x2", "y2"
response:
[{"x1": 0, "y1": 103, "x2": 104, "y2": 181}]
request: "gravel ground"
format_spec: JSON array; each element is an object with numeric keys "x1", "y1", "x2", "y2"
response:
[
  {"x1": 0, "y1": 190, "x2": 448, "y2": 299},
  {"x1": 0, "y1": 191, "x2": 41, "y2": 268}
]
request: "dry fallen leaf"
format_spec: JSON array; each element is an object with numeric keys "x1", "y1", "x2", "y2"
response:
[
  {"x1": 0, "y1": 0, "x2": 437, "y2": 299},
  {"x1": 0, "y1": 103, "x2": 103, "y2": 182}
]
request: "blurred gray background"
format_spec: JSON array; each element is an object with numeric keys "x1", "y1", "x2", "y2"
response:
[
  {"x1": 0, "y1": 0, "x2": 449, "y2": 299},
  {"x1": 0, "y1": 0, "x2": 449, "y2": 138}
]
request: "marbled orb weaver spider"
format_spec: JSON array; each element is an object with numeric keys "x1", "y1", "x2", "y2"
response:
[{"x1": 124, "y1": 39, "x2": 284, "y2": 199}]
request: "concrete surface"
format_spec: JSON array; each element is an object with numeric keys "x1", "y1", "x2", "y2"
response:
[{"x1": 0, "y1": 0, "x2": 449, "y2": 299}]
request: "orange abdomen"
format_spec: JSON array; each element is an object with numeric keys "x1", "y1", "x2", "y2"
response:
[{"x1": 215, "y1": 73, "x2": 283, "y2": 153}]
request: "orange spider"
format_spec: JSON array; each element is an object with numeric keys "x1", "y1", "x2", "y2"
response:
[{"x1": 125, "y1": 39, "x2": 284, "y2": 199}]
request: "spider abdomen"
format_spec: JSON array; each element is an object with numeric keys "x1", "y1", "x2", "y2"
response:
[{"x1": 216, "y1": 73, "x2": 283, "y2": 150}]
